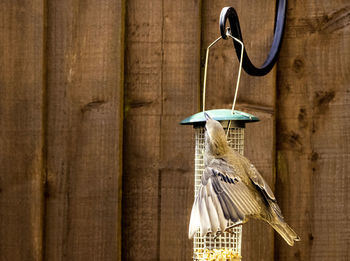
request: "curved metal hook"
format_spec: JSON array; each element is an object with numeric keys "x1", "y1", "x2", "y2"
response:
[{"x1": 219, "y1": 0, "x2": 287, "y2": 76}]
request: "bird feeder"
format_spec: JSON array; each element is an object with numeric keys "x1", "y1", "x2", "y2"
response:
[
  {"x1": 181, "y1": 2, "x2": 286, "y2": 260},
  {"x1": 181, "y1": 110, "x2": 258, "y2": 260},
  {"x1": 180, "y1": 23, "x2": 258, "y2": 261}
]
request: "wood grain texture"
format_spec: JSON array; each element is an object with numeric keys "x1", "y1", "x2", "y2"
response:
[
  {"x1": 0, "y1": 1, "x2": 45, "y2": 260},
  {"x1": 122, "y1": 0, "x2": 200, "y2": 260},
  {"x1": 44, "y1": 1, "x2": 124, "y2": 260},
  {"x1": 158, "y1": 1, "x2": 201, "y2": 260},
  {"x1": 276, "y1": 1, "x2": 350, "y2": 260},
  {"x1": 122, "y1": 0, "x2": 163, "y2": 259},
  {"x1": 201, "y1": 1, "x2": 276, "y2": 260}
]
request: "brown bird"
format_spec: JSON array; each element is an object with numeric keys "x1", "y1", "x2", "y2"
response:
[{"x1": 188, "y1": 112, "x2": 300, "y2": 246}]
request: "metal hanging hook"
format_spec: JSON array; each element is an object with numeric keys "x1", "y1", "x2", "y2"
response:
[
  {"x1": 203, "y1": 1, "x2": 286, "y2": 136},
  {"x1": 202, "y1": 28, "x2": 244, "y2": 113},
  {"x1": 202, "y1": 28, "x2": 245, "y2": 138},
  {"x1": 219, "y1": 0, "x2": 287, "y2": 76}
]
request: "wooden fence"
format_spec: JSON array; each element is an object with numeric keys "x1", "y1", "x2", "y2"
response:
[{"x1": 0, "y1": 0, "x2": 349, "y2": 260}]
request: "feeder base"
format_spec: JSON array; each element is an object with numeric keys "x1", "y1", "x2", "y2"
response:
[{"x1": 194, "y1": 248, "x2": 242, "y2": 261}]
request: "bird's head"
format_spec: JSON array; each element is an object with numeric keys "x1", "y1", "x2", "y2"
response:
[{"x1": 204, "y1": 112, "x2": 229, "y2": 156}]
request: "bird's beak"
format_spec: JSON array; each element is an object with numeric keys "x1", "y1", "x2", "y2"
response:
[{"x1": 204, "y1": 112, "x2": 212, "y2": 121}]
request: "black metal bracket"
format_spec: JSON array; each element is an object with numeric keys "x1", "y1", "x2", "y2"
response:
[{"x1": 219, "y1": 0, "x2": 287, "y2": 76}]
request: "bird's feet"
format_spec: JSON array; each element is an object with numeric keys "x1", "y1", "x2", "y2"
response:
[{"x1": 213, "y1": 219, "x2": 248, "y2": 239}]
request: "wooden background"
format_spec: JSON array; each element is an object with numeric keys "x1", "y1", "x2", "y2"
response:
[{"x1": 0, "y1": 0, "x2": 349, "y2": 260}]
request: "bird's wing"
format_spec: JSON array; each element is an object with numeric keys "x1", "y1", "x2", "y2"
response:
[
  {"x1": 189, "y1": 162, "x2": 261, "y2": 238},
  {"x1": 247, "y1": 164, "x2": 284, "y2": 219},
  {"x1": 247, "y1": 164, "x2": 276, "y2": 202}
]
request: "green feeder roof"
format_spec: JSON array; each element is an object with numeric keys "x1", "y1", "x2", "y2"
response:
[{"x1": 180, "y1": 109, "x2": 259, "y2": 126}]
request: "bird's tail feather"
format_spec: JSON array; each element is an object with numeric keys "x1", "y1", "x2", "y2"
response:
[{"x1": 271, "y1": 222, "x2": 300, "y2": 246}]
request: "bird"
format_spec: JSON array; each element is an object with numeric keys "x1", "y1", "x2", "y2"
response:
[{"x1": 188, "y1": 112, "x2": 300, "y2": 246}]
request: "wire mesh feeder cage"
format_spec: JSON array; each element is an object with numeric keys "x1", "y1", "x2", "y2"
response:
[{"x1": 181, "y1": 109, "x2": 259, "y2": 260}]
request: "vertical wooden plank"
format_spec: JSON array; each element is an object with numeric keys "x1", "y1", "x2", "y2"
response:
[
  {"x1": 202, "y1": 1, "x2": 276, "y2": 260},
  {"x1": 123, "y1": 0, "x2": 201, "y2": 260},
  {"x1": 122, "y1": 0, "x2": 162, "y2": 259},
  {"x1": 159, "y1": 1, "x2": 201, "y2": 260},
  {"x1": 276, "y1": 1, "x2": 350, "y2": 260},
  {"x1": 44, "y1": 0, "x2": 124, "y2": 260},
  {"x1": 0, "y1": 1, "x2": 45, "y2": 260}
]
